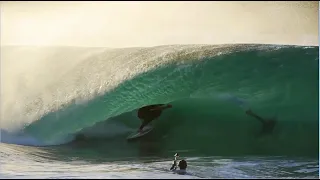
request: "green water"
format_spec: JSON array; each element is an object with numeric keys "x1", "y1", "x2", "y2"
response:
[
  {"x1": 20, "y1": 44, "x2": 319, "y2": 157},
  {"x1": 1, "y1": 44, "x2": 318, "y2": 179}
]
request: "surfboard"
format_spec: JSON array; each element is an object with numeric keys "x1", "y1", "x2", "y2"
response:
[{"x1": 126, "y1": 126, "x2": 153, "y2": 140}]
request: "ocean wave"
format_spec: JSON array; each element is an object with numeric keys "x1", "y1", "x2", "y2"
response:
[{"x1": 1, "y1": 44, "x2": 318, "y2": 156}]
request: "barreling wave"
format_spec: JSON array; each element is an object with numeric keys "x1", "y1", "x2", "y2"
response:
[{"x1": 1, "y1": 44, "x2": 318, "y2": 157}]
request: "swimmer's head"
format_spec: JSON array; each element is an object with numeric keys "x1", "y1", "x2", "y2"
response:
[{"x1": 178, "y1": 160, "x2": 187, "y2": 170}]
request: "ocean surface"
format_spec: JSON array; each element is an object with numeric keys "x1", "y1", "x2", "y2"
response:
[{"x1": 0, "y1": 44, "x2": 319, "y2": 178}]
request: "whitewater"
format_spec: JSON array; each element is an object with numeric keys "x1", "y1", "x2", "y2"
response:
[{"x1": 1, "y1": 44, "x2": 319, "y2": 178}]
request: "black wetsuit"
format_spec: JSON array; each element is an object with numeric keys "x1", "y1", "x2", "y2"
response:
[{"x1": 138, "y1": 104, "x2": 165, "y2": 130}]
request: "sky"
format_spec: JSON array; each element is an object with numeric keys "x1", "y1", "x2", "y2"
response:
[{"x1": 1, "y1": 1, "x2": 318, "y2": 47}]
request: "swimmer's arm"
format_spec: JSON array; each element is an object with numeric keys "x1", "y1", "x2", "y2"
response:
[{"x1": 150, "y1": 104, "x2": 167, "y2": 111}]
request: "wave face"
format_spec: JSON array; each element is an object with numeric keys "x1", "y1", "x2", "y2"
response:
[{"x1": 1, "y1": 44, "x2": 318, "y2": 157}]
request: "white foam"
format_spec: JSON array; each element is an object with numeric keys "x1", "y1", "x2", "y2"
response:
[{"x1": 0, "y1": 129, "x2": 73, "y2": 146}]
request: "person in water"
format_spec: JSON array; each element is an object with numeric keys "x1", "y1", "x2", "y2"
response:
[
  {"x1": 137, "y1": 104, "x2": 172, "y2": 132},
  {"x1": 170, "y1": 153, "x2": 180, "y2": 171},
  {"x1": 245, "y1": 109, "x2": 277, "y2": 135},
  {"x1": 170, "y1": 153, "x2": 188, "y2": 175}
]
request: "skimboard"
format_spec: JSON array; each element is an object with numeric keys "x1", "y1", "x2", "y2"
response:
[{"x1": 127, "y1": 126, "x2": 153, "y2": 141}]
